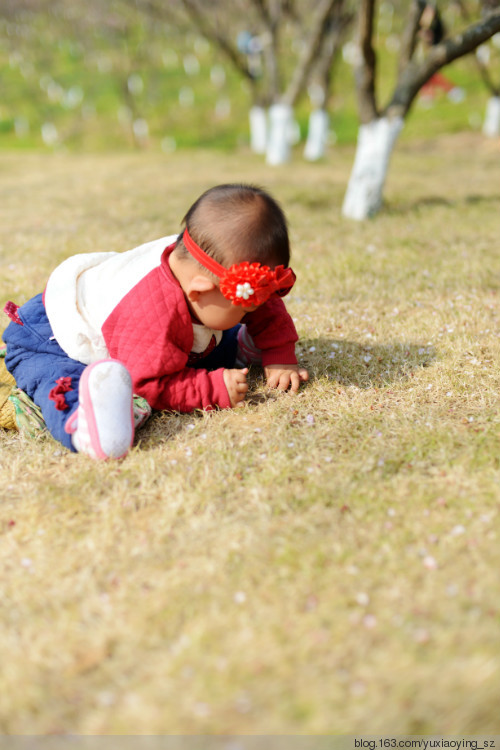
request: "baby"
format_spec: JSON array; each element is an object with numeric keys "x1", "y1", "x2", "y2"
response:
[{"x1": 2, "y1": 183, "x2": 309, "y2": 459}]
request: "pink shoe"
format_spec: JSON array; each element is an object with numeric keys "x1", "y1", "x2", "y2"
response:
[{"x1": 65, "y1": 360, "x2": 134, "y2": 459}]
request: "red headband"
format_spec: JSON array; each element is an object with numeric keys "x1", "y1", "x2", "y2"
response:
[{"x1": 182, "y1": 228, "x2": 296, "y2": 306}]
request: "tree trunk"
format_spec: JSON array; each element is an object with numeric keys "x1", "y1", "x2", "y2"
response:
[
  {"x1": 249, "y1": 105, "x2": 268, "y2": 153},
  {"x1": 304, "y1": 108, "x2": 329, "y2": 161},
  {"x1": 266, "y1": 102, "x2": 293, "y2": 164},
  {"x1": 342, "y1": 116, "x2": 403, "y2": 221},
  {"x1": 483, "y1": 96, "x2": 500, "y2": 136}
]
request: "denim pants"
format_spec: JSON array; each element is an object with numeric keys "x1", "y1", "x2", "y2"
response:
[{"x1": 3, "y1": 294, "x2": 239, "y2": 451}]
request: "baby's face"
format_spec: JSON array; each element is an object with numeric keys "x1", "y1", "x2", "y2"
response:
[{"x1": 191, "y1": 285, "x2": 258, "y2": 330}]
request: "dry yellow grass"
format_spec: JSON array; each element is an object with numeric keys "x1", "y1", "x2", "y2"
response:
[{"x1": 1, "y1": 134, "x2": 500, "y2": 734}]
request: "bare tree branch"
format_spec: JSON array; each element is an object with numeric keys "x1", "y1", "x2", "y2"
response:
[
  {"x1": 283, "y1": 0, "x2": 344, "y2": 106},
  {"x1": 397, "y1": 0, "x2": 424, "y2": 74},
  {"x1": 314, "y1": 2, "x2": 354, "y2": 106},
  {"x1": 355, "y1": 0, "x2": 378, "y2": 123},
  {"x1": 251, "y1": 0, "x2": 272, "y2": 25},
  {"x1": 264, "y1": 0, "x2": 285, "y2": 101},
  {"x1": 474, "y1": 51, "x2": 500, "y2": 96},
  {"x1": 387, "y1": 7, "x2": 500, "y2": 118},
  {"x1": 179, "y1": 0, "x2": 255, "y2": 82}
]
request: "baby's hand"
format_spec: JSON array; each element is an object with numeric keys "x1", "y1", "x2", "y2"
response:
[
  {"x1": 264, "y1": 364, "x2": 309, "y2": 393},
  {"x1": 223, "y1": 367, "x2": 249, "y2": 407}
]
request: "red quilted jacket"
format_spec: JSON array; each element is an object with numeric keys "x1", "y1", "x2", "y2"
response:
[{"x1": 102, "y1": 244, "x2": 298, "y2": 412}]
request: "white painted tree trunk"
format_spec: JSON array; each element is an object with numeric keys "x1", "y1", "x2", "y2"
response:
[
  {"x1": 342, "y1": 116, "x2": 404, "y2": 221},
  {"x1": 482, "y1": 96, "x2": 500, "y2": 137},
  {"x1": 266, "y1": 103, "x2": 293, "y2": 165},
  {"x1": 249, "y1": 106, "x2": 268, "y2": 154},
  {"x1": 304, "y1": 108, "x2": 329, "y2": 161}
]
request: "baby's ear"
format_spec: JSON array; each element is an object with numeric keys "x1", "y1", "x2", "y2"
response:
[{"x1": 186, "y1": 274, "x2": 216, "y2": 301}]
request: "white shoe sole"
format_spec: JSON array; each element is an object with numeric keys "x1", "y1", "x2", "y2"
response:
[{"x1": 72, "y1": 360, "x2": 134, "y2": 459}]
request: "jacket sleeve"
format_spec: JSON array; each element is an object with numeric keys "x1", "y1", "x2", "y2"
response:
[
  {"x1": 135, "y1": 365, "x2": 230, "y2": 412},
  {"x1": 243, "y1": 296, "x2": 298, "y2": 366},
  {"x1": 111, "y1": 334, "x2": 231, "y2": 413},
  {"x1": 102, "y1": 267, "x2": 231, "y2": 412}
]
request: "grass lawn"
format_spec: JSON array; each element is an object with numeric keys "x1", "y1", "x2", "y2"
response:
[{"x1": 1, "y1": 134, "x2": 500, "y2": 734}]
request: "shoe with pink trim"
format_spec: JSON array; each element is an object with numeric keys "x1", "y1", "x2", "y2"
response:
[{"x1": 65, "y1": 359, "x2": 134, "y2": 460}]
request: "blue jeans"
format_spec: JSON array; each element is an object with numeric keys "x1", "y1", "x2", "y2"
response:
[{"x1": 3, "y1": 294, "x2": 240, "y2": 451}]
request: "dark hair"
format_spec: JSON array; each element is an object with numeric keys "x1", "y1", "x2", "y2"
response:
[{"x1": 176, "y1": 183, "x2": 290, "y2": 269}]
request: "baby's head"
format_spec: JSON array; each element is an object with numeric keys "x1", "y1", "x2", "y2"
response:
[
  {"x1": 170, "y1": 184, "x2": 295, "y2": 330},
  {"x1": 177, "y1": 183, "x2": 290, "y2": 267}
]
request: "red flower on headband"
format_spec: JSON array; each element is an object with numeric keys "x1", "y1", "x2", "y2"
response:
[
  {"x1": 219, "y1": 262, "x2": 296, "y2": 306},
  {"x1": 182, "y1": 229, "x2": 296, "y2": 306}
]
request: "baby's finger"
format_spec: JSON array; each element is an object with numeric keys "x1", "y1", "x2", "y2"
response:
[
  {"x1": 232, "y1": 388, "x2": 247, "y2": 406},
  {"x1": 277, "y1": 372, "x2": 292, "y2": 391},
  {"x1": 288, "y1": 371, "x2": 301, "y2": 392},
  {"x1": 266, "y1": 372, "x2": 281, "y2": 389},
  {"x1": 236, "y1": 369, "x2": 248, "y2": 384}
]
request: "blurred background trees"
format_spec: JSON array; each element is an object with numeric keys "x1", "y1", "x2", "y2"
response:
[
  {"x1": 342, "y1": 0, "x2": 500, "y2": 219},
  {"x1": 174, "y1": 0, "x2": 354, "y2": 163},
  {"x1": 2, "y1": 0, "x2": 500, "y2": 218}
]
